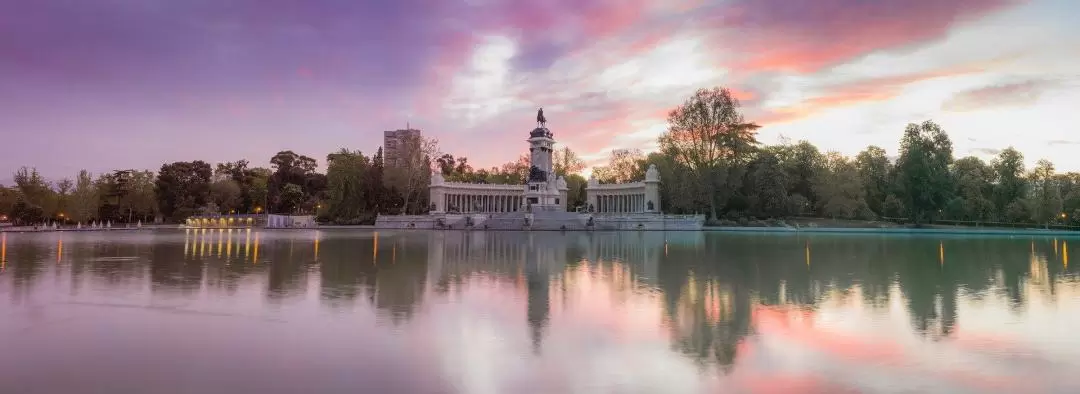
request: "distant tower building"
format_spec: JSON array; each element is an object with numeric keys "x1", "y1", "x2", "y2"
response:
[{"x1": 383, "y1": 128, "x2": 422, "y2": 168}]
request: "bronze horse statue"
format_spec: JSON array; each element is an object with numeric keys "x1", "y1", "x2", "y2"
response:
[{"x1": 536, "y1": 107, "x2": 546, "y2": 127}]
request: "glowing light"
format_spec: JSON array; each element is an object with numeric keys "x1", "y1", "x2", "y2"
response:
[
  {"x1": 1, "y1": 233, "x2": 5, "y2": 272},
  {"x1": 252, "y1": 233, "x2": 260, "y2": 264},
  {"x1": 373, "y1": 232, "x2": 379, "y2": 264},
  {"x1": 1065, "y1": 241, "x2": 1069, "y2": 269},
  {"x1": 57, "y1": 239, "x2": 63, "y2": 263},
  {"x1": 226, "y1": 229, "x2": 233, "y2": 258},
  {"x1": 940, "y1": 241, "x2": 944, "y2": 266},
  {"x1": 184, "y1": 228, "x2": 190, "y2": 257},
  {"x1": 245, "y1": 228, "x2": 251, "y2": 258},
  {"x1": 314, "y1": 231, "x2": 320, "y2": 261},
  {"x1": 805, "y1": 240, "x2": 811, "y2": 268},
  {"x1": 216, "y1": 229, "x2": 223, "y2": 257}
]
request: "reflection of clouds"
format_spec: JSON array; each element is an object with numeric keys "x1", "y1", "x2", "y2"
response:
[{"x1": 419, "y1": 254, "x2": 718, "y2": 394}]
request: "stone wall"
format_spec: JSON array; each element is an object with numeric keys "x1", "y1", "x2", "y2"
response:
[
  {"x1": 591, "y1": 214, "x2": 705, "y2": 231},
  {"x1": 373, "y1": 215, "x2": 440, "y2": 229},
  {"x1": 374, "y1": 213, "x2": 705, "y2": 231}
]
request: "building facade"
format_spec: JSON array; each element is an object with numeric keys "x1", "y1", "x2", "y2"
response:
[
  {"x1": 429, "y1": 120, "x2": 570, "y2": 214},
  {"x1": 383, "y1": 128, "x2": 422, "y2": 168},
  {"x1": 585, "y1": 164, "x2": 661, "y2": 214},
  {"x1": 374, "y1": 109, "x2": 705, "y2": 230}
]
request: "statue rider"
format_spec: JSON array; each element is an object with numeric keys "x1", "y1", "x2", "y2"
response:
[{"x1": 536, "y1": 107, "x2": 546, "y2": 128}]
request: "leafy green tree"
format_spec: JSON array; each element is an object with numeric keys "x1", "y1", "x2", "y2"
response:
[
  {"x1": 894, "y1": 121, "x2": 954, "y2": 224},
  {"x1": 1029, "y1": 159, "x2": 1061, "y2": 224},
  {"x1": 13, "y1": 167, "x2": 52, "y2": 211},
  {"x1": 855, "y1": 146, "x2": 891, "y2": 217},
  {"x1": 279, "y1": 183, "x2": 305, "y2": 214},
  {"x1": 69, "y1": 170, "x2": 99, "y2": 223},
  {"x1": 10, "y1": 197, "x2": 44, "y2": 225},
  {"x1": 659, "y1": 87, "x2": 759, "y2": 220},
  {"x1": 991, "y1": 147, "x2": 1026, "y2": 219},
  {"x1": 268, "y1": 151, "x2": 326, "y2": 213},
  {"x1": 210, "y1": 179, "x2": 243, "y2": 214},
  {"x1": 0, "y1": 185, "x2": 18, "y2": 219},
  {"x1": 325, "y1": 149, "x2": 376, "y2": 222},
  {"x1": 155, "y1": 161, "x2": 213, "y2": 221},
  {"x1": 564, "y1": 174, "x2": 588, "y2": 210},
  {"x1": 949, "y1": 157, "x2": 995, "y2": 221},
  {"x1": 744, "y1": 150, "x2": 789, "y2": 217},
  {"x1": 812, "y1": 152, "x2": 870, "y2": 219}
]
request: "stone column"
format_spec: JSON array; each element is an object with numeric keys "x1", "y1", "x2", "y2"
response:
[{"x1": 645, "y1": 164, "x2": 661, "y2": 213}]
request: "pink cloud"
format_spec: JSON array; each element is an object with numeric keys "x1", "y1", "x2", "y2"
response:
[
  {"x1": 942, "y1": 79, "x2": 1054, "y2": 112},
  {"x1": 712, "y1": 0, "x2": 1020, "y2": 73},
  {"x1": 753, "y1": 64, "x2": 998, "y2": 126}
]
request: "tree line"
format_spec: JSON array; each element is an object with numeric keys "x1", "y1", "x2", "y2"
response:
[{"x1": 2, "y1": 86, "x2": 1077, "y2": 227}]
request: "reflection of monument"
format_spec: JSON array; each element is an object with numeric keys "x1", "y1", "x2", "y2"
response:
[
  {"x1": 377, "y1": 109, "x2": 705, "y2": 230},
  {"x1": 525, "y1": 234, "x2": 552, "y2": 354}
]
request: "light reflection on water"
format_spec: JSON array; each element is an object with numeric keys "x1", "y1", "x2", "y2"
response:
[{"x1": 1, "y1": 230, "x2": 1079, "y2": 393}]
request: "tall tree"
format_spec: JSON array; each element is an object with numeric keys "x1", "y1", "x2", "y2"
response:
[
  {"x1": 325, "y1": 149, "x2": 374, "y2": 222},
  {"x1": 268, "y1": 151, "x2": 324, "y2": 214},
  {"x1": 948, "y1": 157, "x2": 995, "y2": 221},
  {"x1": 553, "y1": 147, "x2": 586, "y2": 176},
  {"x1": 895, "y1": 121, "x2": 954, "y2": 224},
  {"x1": 659, "y1": 87, "x2": 759, "y2": 220},
  {"x1": 812, "y1": 152, "x2": 869, "y2": 219},
  {"x1": 155, "y1": 161, "x2": 213, "y2": 221},
  {"x1": 991, "y1": 147, "x2": 1027, "y2": 219},
  {"x1": 744, "y1": 150, "x2": 790, "y2": 217},
  {"x1": 13, "y1": 167, "x2": 52, "y2": 208},
  {"x1": 0, "y1": 185, "x2": 18, "y2": 220},
  {"x1": 855, "y1": 146, "x2": 891, "y2": 217},
  {"x1": 55, "y1": 178, "x2": 73, "y2": 219},
  {"x1": 1029, "y1": 159, "x2": 1060, "y2": 224},
  {"x1": 69, "y1": 170, "x2": 99, "y2": 224},
  {"x1": 592, "y1": 149, "x2": 646, "y2": 184},
  {"x1": 209, "y1": 179, "x2": 243, "y2": 214},
  {"x1": 383, "y1": 134, "x2": 440, "y2": 214}
]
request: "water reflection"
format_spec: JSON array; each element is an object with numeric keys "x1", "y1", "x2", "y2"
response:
[{"x1": 1, "y1": 231, "x2": 1080, "y2": 392}]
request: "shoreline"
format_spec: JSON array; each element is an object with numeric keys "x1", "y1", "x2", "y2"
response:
[
  {"x1": 5, "y1": 224, "x2": 1079, "y2": 237},
  {"x1": 704, "y1": 226, "x2": 1080, "y2": 236}
]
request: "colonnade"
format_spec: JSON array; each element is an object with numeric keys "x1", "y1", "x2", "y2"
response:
[
  {"x1": 594, "y1": 193, "x2": 647, "y2": 213},
  {"x1": 445, "y1": 193, "x2": 524, "y2": 213}
]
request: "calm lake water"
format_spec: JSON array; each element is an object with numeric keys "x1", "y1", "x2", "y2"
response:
[{"x1": 1, "y1": 229, "x2": 1079, "y2": 393}]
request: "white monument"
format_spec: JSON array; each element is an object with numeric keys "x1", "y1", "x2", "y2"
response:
[
  {"x1": 375, "y1": 108, "x2": 704, "y2": 230},
  {"x1": 523, "y1": 108, "x2": 568, "y2": 212}
]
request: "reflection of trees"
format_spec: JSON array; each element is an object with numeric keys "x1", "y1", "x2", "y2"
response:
[
  {"x1": 318, "y1": 236, "x2": 377, "y2": 308},
  {"x1": 371, "y1": 235, "x2": 429, "y2": 323},
  {"x1": 6, "y1": 236, "x2": 47, "y2": 303},
  {"x1": 655, "y1": 235, "x2": 751, "y2": 370},
  {"x1": 264, "y1": 236, "x2": 314, "y2": 300},
  {"x1": 150, "y1": 234, "x2": 203, "y2": 294}
]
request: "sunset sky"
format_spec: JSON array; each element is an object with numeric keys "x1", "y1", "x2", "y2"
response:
[{"x1": 2, "y1": 0, "x2": 1078, "y2": 181}]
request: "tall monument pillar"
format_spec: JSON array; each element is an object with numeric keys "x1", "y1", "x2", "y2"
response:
[{"x1": 524, "y1": 108, "x2": 564, "y2": 211}]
